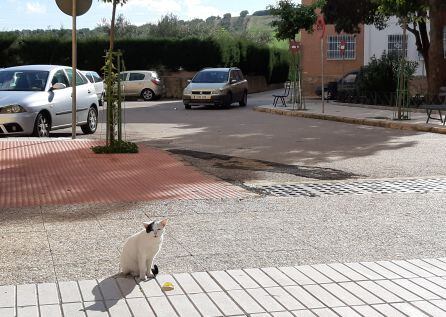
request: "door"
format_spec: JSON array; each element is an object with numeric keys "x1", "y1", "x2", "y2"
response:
[
  {"x1": 65, "y1": 68, "x2": 93, "y2": 124},
  {"x1": 120, "y1": 72, "x2": 129, "y2": 96},
  {"x1": 229, "y1": 70, "x2": 242, "y2": 101},
  {"x1": 126, "y1": 72, "x2": 146, "y2": 96},
  {"x1": 49, "y1": 70, "x2": 72, "y2": 128}
]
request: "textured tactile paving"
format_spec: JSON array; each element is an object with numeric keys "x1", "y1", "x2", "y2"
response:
[
  {"x1": 257, "y1": 178, "x2": 446, "y2": 197},
  {"x1": 0, "y1": 140, "x2": 249, "y2": 208}
]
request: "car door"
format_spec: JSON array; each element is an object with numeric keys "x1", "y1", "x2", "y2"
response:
[
  {"x1": 229, "y1": 70, "x2": 242, "y2": 101},
  {"x1": 126, "y1": 72, "x2": 146, "y2": 96},
  {"x1": 65, "y1": 68, "x2": 93, "y2": 124},
  {"x1": 48, "y1": 69, "x2": 73, "y2": 128},
  {"x1": 120, "y1": 72, "x2": 129, "y2": 96}
]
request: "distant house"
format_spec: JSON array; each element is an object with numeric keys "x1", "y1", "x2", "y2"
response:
[
  {"x1": 300, "y1": 0, "x2": 441, "y2": 96},
  {"x1": 364, "y1": 17, "x2": 428, "y2": 77}
]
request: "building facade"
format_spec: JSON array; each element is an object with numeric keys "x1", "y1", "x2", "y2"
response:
[{"x1": 300, "y1": 0, "x2": 443, "y2": 95}]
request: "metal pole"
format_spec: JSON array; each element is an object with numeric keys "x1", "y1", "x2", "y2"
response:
[
  {"x1": 117, "y1": 52, "x2": 122, "y2": 141},
  {"x1": 71, "y1": 0, "x2": 77, "y2": 139},
  {"x1": 321, "y1": 37, "x2": 325, "y2": 113}
]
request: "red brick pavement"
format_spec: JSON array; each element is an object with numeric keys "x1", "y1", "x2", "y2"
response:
[{"x1": 0, "y1": 140, "x2": 250, "y2": 208}]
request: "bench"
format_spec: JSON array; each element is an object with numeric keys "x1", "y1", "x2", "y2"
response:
[
  {"x1": 425, "y1": 105, "x2": 446, "y2": 125},
  {"x1": 273, "y1": 81, "x2": 291, "y2": 107},
  {"x1": 425, "y1": 87, "x2": 446, "y2": 125}
]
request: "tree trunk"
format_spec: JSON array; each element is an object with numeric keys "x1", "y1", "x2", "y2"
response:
[
  {"x1": 109, "y1": 0, "x2": 117, "y2": 51},
  {"x1": 427, "y1": 0, "x2": 446, "y2": 97}
]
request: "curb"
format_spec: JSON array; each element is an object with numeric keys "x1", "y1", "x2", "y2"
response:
[{"x1": 253, "y1": 106, "x2": 446, "y2": 135}]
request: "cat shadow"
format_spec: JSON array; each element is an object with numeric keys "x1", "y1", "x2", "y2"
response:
[{"x1": 83, "y1": 273, "x2": 141, "y2": 312}]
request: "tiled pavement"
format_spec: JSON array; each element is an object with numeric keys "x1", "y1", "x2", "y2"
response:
[
  {"x1": 0, "y1": 139, "x2": 250, "y2": 208},
  {"x1": 4, "y1": 258, "x2": 446, "y2": 316}
]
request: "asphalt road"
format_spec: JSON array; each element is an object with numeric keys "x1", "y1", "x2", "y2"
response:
[{"x1": 56, "y1": 90, "x2": 446, "y2": 183}]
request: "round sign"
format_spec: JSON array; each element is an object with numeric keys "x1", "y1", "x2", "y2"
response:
[
  {"x1": 56, "y1": 0, "x2": 92, "y2": 16},
  {"x1": 289, "y1": 40, "x2": 301, "y2": 55}
]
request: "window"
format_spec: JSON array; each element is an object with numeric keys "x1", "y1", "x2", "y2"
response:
[
  {"x1": 0, "y1": 70, "x2": 49, "y2": 91},
  {"x1": 85, "y1": 73, "x2": 94, "y2": 83},
  {"x1": 51, "y1": 70, "x2": 70, "y2": 87},
  {"x1": 342, "y1": 73, "x2": 357, "y2": 84},
  {"x1": 327, "y1": 35, "x2": 356, "y2": 60},
  {"x1": 119, "y1": 73, "x2": 127, "y2": 81},
  {"x1": 129, "y1": 73, "x2": 145, "y2": 81},
  {"x1": 388, "y1": 34, "x2": 408, "y2": 57},
  {"x1": 65, "y1": 69, "x2": 87, "y2": 86},
  {"x1": 91, "y1": 72, "x2": 103, "y2": 83}
]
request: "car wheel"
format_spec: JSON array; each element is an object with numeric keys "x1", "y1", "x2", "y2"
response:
[
  {"x1": 223, "y1": 92, "x2": 232, "y2": 108},
  {"x1": 141, "y1": 89, "x2": 155, "y2": 101},
  {"x1": 32, "y1": 112, "x2": 50, "y2": 137},
  {"x1": 184, "y1": 104, "x2": 191, "y2": 110},
  {"x1": 81, "y1": 107, "x2": 98, "y2": 134},
  {"x1": 239, "y1": 91, "x2": 248, "y2": 107}
]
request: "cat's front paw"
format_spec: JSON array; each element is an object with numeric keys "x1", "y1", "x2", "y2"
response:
[{"x1": 138, "y1": 274, "x2": 147, "y2": 281}]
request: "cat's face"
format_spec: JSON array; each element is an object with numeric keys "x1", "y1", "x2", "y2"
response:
[{"x1": 143, "y1": 219, "x2": 168, "y2": 238}]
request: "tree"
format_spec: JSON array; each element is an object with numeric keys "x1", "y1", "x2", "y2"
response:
[
  {"x1": 240, "y1": 10, "x2": 249, "y2": 18},
  {"x1": 221, "y1": 13, "x2": 232, "y2": 30},
  {"x1": 322, "y1": 0, "x2": 446, "y2": 95},
  {"x1": 100, "y1": 0, "x2": 127, "y2": 51},
  {"x1": 269, "y1": 0, "x2": 320, "y2": 40}
]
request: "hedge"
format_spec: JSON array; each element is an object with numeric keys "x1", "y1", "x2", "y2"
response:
[{"x1": 0, "y1": 34, "x2": 290, "y2": 83}]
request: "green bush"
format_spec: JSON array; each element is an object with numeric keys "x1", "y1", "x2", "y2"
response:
[
  {"x1": 357, "y1": 52, "x2": 418, "y2": 95},
  {"x1": 0, "y1": 33, "x2": 290, "y2": 83},
  {"x1": 91, "y1": 140, "x2": 138, "y2": 154}
]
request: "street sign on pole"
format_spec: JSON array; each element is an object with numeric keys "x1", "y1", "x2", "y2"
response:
[
  {"x1": 55, "y1": 0, "x2": 92, "y2": 139},
  {"x1": 339, "y1": 40, "x2": 346, "y2": 57},
  {"x1": 289, "y1": 40, "x2": 301, "y2": 55},
  {"x1": 316, "y1": 15, "x2": 326, "y2": 113}
]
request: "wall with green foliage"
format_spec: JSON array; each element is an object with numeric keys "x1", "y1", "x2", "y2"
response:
[{"x1": 0, "y1": 34, "x2": 290, "y2": 83}]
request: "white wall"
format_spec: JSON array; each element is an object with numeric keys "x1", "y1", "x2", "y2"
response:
[{"x1": 364, "y1": 17, "x2": 428, "y2": 76}]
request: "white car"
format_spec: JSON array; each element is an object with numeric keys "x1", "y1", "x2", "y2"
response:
[
  {"x1": 0, "y1": 65, "x2": 99, "y2": 137},
  {"x1": 82, "y1": 71, "x2": 104, "y2": 106}
]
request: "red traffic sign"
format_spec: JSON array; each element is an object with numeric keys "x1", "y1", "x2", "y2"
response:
[
  {"x1": 315, "y1": 15, "x2": 326, "y2": 39},
  {"x1": 289, "y1": 40, "x2": 301, "y2": 54},
  {"x1": 339, "y1": 40, "x2": 346, "y2": 55}
]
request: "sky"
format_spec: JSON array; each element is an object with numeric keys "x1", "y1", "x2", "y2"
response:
[{"x1": 0, "y1": 0, "x2": 279, "y2": 31}]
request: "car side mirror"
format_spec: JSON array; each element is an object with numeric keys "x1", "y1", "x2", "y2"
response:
[
  {"x1": 51, "y1": 83, "x2": 66, "y2": 90},
  {"x1": 186, "y1": 79, "x2": 192, "y2": 84}
]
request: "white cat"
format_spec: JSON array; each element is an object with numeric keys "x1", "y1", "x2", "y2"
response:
[{"x1": 120, "y1": 219, "x2": 168, "y2": 280}]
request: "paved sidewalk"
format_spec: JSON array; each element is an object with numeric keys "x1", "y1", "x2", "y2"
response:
[
  {"x1": 4, "y1": 258, "x2": 446, "y2": 316},
  {"x1": 254, "y1": 101, "x2": 446, "y2": 135},
  {"x1": 0, "y1": 139, "x2": 250, "y2": 208}
]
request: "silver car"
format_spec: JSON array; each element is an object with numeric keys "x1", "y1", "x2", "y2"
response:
[
  {"x1": 0, "y1": 65, "x2": 99, "y2": 137},
  {"x1": 120, "y1": 70, "x2": 163, "y2": 101},
  {"x1": 182, "y1": 67, "x2": 248, "y2": 109}
]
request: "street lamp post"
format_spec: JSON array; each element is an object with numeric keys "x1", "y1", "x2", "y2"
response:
[{"x1": 55, "y1": 0, "x2": 92, "y2": 139}]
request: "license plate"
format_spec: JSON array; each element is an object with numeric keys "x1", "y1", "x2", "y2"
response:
[{"x1": 192, "y1": 95, "x2": 211, "y2": 100}]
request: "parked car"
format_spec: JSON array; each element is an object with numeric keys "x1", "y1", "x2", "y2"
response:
[
  {"x1": 81, "y1": 70, "x2": 104, "y2": 106},
  {"x1": 182, "y1": 67, "x2": 248, "y2": 109},
  {"x1": 0, "y1": 65, "x2": 99, "y2": 137},
  {"x1": 119, "y1": 70, "x2": 163, "y2": 101},
  {"x1": 315, "y1": 70, "x2": 359, "y2": 100}
]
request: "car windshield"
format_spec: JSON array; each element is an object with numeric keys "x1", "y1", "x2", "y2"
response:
[
  {"x1": 0, "y1": 70, "x2": 49, "y2": 91},
  {"x1": 192, "y1": 71, "x2": 229, "y2": 83}
]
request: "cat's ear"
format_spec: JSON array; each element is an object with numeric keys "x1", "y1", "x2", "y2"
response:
[
  {"x1": 143, "y1": 221, "x2": 154, "y2": 233},
  {"x1": 160, "y1": 219, "x2": 168, "y2": 228}
]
